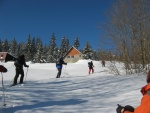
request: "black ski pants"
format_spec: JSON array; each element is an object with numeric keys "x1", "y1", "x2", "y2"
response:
[
  {"x1": 13, "y1": 67, "x2": 24, "y2": 85},
  {"x1": 56, "y1": 68, "x2": 62, "y2": 78}
]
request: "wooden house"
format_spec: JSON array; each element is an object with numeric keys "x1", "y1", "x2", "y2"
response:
[
  {"x1": 63, "y1": 46, "x2": 83, "y2": 63},
  {"x1": 0, "y1": 52, "x2": 16, "y2": 62}
]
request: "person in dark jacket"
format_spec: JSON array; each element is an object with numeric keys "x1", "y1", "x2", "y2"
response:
[
  {"x1": 101, "y1": 60, "x2": 105, "y2": 67},
  {"x1": 13, "y1": 55, "x2": 29, "y2": 85},
  {"x1": 56, "y1": 57, "x2": 67, "y2": 78},
  {"x1": 88, "y1": 61, "x2": 94, "y2": 74}
]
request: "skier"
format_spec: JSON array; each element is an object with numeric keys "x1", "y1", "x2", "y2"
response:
[
  {"x1": 56, "y1": 57, "x2": 67, "y2": 78},
  {"x1": 13, "y1": 55, "x2": 29, "y2": 86},
  {"x1": 88, "y1": 61, "x2": 94, "y2": 74},
  {"x1": 116, "y1": 69, "x2": 150, "y2": 113},
  {"x1": 101, "y1": 60, "x2": 105, "y2": 67}
]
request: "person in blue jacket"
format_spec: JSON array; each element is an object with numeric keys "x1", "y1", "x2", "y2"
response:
[{"x1": 56, "y1": 57, "x2": 67, "y2": 78}]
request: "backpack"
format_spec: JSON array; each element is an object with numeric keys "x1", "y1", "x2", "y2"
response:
[
  {"x1": 88, "y1": 62, "x2": 91, "y2": 67},
  {"x1": 14, "y1": 58, "x2": 21, "y2": 67}
]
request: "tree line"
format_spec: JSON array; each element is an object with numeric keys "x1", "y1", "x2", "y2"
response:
[{"x1": 0, "y1": 33, "x2": 100, "y2": 63}]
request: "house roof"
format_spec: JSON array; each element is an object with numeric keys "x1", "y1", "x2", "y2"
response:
[
  {"x1": 63, "y1": 46, "x2": 83, "y2": 58},
  {"x1": 0, "y1": 52, "x2": 16, "y2": 60}
]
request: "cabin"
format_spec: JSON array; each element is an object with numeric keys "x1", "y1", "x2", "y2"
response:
[
  {"x1": 0, "y1": 52, "x2": 16, "y2": 62},
  {"x1": 63, "y1": 46, "x2": 83, "y2": 63}
]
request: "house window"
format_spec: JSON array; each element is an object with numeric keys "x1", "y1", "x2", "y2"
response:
[
  {"x1": 0, "y1": 55, "x2": 3, "y2": 59},
  {"x1": 67, "y1": 56, "x2": 70, "y2": 58},
  {"x1": 71, "y1": 56, "x2": 74, "y2": 58}
]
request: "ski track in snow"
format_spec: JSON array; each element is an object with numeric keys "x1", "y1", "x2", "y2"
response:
[{"x1": 0, "y1": 60, "x2": 147, "y2": 113}]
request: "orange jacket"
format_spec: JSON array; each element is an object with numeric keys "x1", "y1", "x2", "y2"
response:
[{"x1": 124, "y1": 84, "x2": 150, "y2": 113}]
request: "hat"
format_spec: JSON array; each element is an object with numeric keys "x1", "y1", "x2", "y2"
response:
[
  {"x1": 21, "y1": 55, "x2": 25, "y2": 58},
  {"x1": 116, "y1": 104, "x2": 124, "y2": 113},
  {"x1": 124, "y1": 105, "x2": 134, "y2": 112}
]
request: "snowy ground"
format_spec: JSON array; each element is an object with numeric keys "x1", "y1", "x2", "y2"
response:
[{"x1": 0, "y1": 60, "x2": 147, "y2": 113}]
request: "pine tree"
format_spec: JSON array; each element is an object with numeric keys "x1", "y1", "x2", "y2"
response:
[
  {"x1": 9, "y1": 38, "x2": 17, "y2": 57},
  {"x1": 47, "y1": 33, "x2": 58, "y2": 62},
  {"x1": 41, "y1": 44, "x2": 48, "y2": 62},
  {"x1": 30, "y1": 38, "x2": 36, "y2": 61},
  {"x1": 74, "y1": 37, "x2": 80, "y2": 49},
  {"x1": 53, "y1": 46, "x2": 59, "y2": 61},
  {"x1": 0, "y1": 39, "x2": 2, "y2": 52},
  {"x1": 34, "y1": 38, "x2": 43, "y2": 63},
  {"x1": 25, "y1": 34, "x2": 32, "y2": 61},
  {"x1": 59, "y1": 37, "x2": 68, "y2": 57},
  {"x1": 83, "y1": 42, "x2": 93, "y2": 59},
  {"x1": 2, "y1": 39, "x2": 9, "y2": 52}
]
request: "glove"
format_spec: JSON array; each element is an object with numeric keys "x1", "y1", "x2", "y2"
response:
[
  {"x1": 116, "y1": 104, "x2": 124, "y2": 113},
  {"x1": 124, "y1": 105, "x2": 134, "y2": 112},
  {"x1": 27, "y1": 65, "x2": 29, "y2": 68},
  {"x1": 116, "y1": 104, "x2": 134, "y2": 113}
]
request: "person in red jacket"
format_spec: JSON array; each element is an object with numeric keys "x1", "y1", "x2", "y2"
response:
[{"x1": 116, "y1": 70, "x2": 150, "y2": 113}]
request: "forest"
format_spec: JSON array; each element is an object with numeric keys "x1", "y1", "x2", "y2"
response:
[{"x1": 0, "y1": 33, "x2": 100, "y2": 63}]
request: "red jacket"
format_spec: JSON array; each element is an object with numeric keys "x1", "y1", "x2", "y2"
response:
[{"x1": 124, "y1": 84, "x2": 150, "y2": 113}]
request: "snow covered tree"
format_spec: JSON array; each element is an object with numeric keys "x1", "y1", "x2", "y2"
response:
[
  {"x1": 9, "y1": 38, "x2": 18, "y2": 57},
  {"x1": 0, "y1": 39, "x2": 2, "y2": 52},
  {"x1": 16, "y1": 43, "x2": 25, "y2": 57},
  {"x1": 34, "y1": 38, "x2": 43, "y2": 63},
  {"x1": 59, "y1": 37, "x2": 69, "y2": 57},
  {"x1": 24, "y1": 34, "x2": 32, "y2": 61},
  {"x1": 47, "y1": 33, "x2": 58, "y2": 62},
  {"x1": 83, "y1": 42, "x2": 93, "y2": 59},
  {"x1": 41, "y1": 44, "x2": 48, "y2": 62},
  {"x1": 2, "y1": 39, "x2": 9, "y2": 52},
  {"x1": 74, "y1": 37, "x2": 80, "y2": 49},
  {"x1": 30, "y1": 38, "x2": 36, "y2": 61},
  {"x1": 65, "y1": 38, "x2": 70, "y2": 51}
]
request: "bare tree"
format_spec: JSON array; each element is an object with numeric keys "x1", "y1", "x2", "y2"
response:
[{"x1": 102, "y1": 0, "x2": 150, "y2": 74}]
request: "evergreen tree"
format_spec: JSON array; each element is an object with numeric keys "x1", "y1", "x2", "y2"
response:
[
  {"x1": 47, "y1": 33, "x2": 58, "y2": 62},
  {"x1": 0, "y1": 39, "x2": 2, "y2": 52},
  {"x1": 9, "y1": 38, "x2": 17, "y2": 57},
  {"x1": 59, "y1": 37, "x2": 68, "y2": 57},
  {"x1": 83, "y1": 42, "x2": 93, "y2": 59},
  {"x1": 53, "y1": 46, "x2": 59, "y2": 61},
  {"x1": 25, "y1": 34, "x2": 32, "y2": 61},
  {"x1": 30, "y1": 38, "x2": 36, "y2": 61},
  {"x1": 16, "y1": 43, "x2": 25, "y2": 56},
  {"x1": 2, "y1": 39, "x2": 9, "y2": 52},
  {"x1": 92, "y1": 50, "x2": 98, "y2": 60},
  {"x1": 65, "y1": 38, "x2": 70, "y2": 51},
  {"x1": 42, "y1": 44, "x2": 48, "y2": 62},
  {"x1": 74, "y1": 37, "x2": 80, "y2": 49},
  {"x1": 34, "y1": 38, "x2": 43, "y2": 63}
]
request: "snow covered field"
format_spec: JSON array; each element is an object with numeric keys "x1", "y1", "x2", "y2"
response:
[{"x1": 0, "y1": 60, "x2": 147, "y2": 113}]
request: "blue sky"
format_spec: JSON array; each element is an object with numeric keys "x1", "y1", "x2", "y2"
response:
[{"x1": 0, "y1": 0, "x2": 113, "y2": 50}]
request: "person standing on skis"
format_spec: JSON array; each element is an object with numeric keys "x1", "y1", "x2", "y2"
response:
[
  {"x1": 88, "y1": 61, "x2": 94, "y2": 74},
  {"x1": 56, "y1": 57, "x2": 67, "y2": 78},
  {"x1": 13, "y1": 55, "x2": 29, "y2": 85}
]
